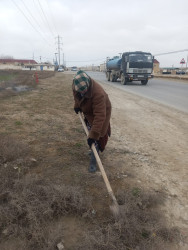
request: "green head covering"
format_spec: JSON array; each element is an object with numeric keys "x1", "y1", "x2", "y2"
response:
[{"x1": 73, "y1": 70, "x2": 90, "y2": 94}]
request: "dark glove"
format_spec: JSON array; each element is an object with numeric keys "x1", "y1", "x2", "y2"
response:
[
  {"x1": 74, "y1": 107, "x2": 82, "y2": 114},
  {"x1": 84, "y1": 117, "x2": 89, "y2": 126},
  {"x1": 87, "y1": 138, "x2": 95, "y2": 148}
]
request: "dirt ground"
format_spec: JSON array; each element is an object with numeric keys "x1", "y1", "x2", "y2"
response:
[
  {"x1": 100, "y1": 78, "x2": 188, "y2": 234},
  {"x1": 0, "y1": 70, "x2": 187, "y2": 249}
]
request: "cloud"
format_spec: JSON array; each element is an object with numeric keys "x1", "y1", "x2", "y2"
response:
[{"x1": 0, "y1": 0, "x2": 188, "y2": 67}]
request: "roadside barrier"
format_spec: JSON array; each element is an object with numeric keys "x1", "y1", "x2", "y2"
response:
[{"x1": 154, "y1": 74, "x2": 188, "y2": 81}]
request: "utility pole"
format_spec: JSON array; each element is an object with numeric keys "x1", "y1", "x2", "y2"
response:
[
  {"x1": 119, "y1": 53, "x2": 122, "y2": 58},
  {"x1": 54, "y1": 53, "x2": 58, "y2": 70},
  {"x1": 63, "y1": 53, "x2": 66, "y2": 67},
  {"x1": 55, "y1": 53, "x2": 58, "y2": 65},
  {"x1": 55, "y1": 35, "x2": 63, "y2": 67}
]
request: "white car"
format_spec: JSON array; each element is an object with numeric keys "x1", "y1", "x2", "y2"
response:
[
  {"x1": 58, "y1": 67, "x2": 64, "y2": 72},
  {"x1": 71, "y1": 66, "x2": 77, "y2": 71}
]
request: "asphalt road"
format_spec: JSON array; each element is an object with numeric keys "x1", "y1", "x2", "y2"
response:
[{"x1": 87, "y1": 71, "x2": 188, "y2": 113}]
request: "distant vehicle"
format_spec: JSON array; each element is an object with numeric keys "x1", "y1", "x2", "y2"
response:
[
  {"x1": 106, "y1": 51, "x2": 153, "y2": 85},
  {"x1": 176, "y1": 70, "x2": 185, "y2": 75},
  {"x1": 162, "y1": 70, "x2": 171, "y2": 74},
  {"x1": 58, "y1": 67, "x2": 64, "y2": 72},
  {"x1": 71, "y1": 66, "x2": 77, "y2": 71}
]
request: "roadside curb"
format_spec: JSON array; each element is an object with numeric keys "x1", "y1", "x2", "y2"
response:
[{"x1": 154, "y1": 74, "x2": 188, "y2": 81}]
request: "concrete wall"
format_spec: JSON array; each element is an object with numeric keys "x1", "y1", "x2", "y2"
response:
[
  {"x1": 0, "y1": 64, "x2": 22, "y2": 70},
  {"x1": 22, "y1": 67, "x2": 37, "y2": 71},
  {"x1": 38, "y1": 65, "x2": 55, "y2": 71},
  {"x1": 0, "y1": 64, "x2": 55, "y2": 71}
]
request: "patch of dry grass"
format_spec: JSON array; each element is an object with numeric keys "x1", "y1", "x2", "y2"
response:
[
  {"x1": 78, "y1": 190, "x2": 180, "y2": 250},
  {"x1": 0, "y1": 135, "x2": 28, "y2": 164},
  {"x1": 0, "y1": 134, "x2": 91, "y2": 250},
  {"x1": 0, "y1": 176, "x2": 91, "y2": 250},
  {"x1": 0, "y1": 70, "x2": 55, "y2": 99}
]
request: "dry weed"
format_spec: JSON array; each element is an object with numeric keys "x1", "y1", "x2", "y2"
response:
[
  {"x1": 0, "y1": 176, "x2": 91, "y2": 250},
  {"x1": 78, "y1": 189, "x2": 181, "y2": 250},
  {"x1": 0, "y1": 70, "x2": 55, "y2": 99},
  {"x1": 0, "y1": 134, "x2": 31, "y2": 190},
  {"x1": 0, "y1": 135, "x2": 29, "y2": 164}
]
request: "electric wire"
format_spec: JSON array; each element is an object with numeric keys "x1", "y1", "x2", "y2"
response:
[
  {"x1": 67, "y1": 49, "x2": 188, "y2": 64},
  {"x1": 20, "y1": 0, "x2": 51, "y2": 43},
  {"x1": 36, "y1": 0, "x2": 55, "y2": 37},
  {"x1": 32, "y1": 0, "x2": 46, "y2": 25},
  {"x1": 32, "y1": 0, "x2": 55, "y2": 43},
  {"x1": 154, "y1": 49, "x2": 188, "y2": 56},
  {"x1": 11, "y1": 0, "x2": 52, "y2": 47},
  {"x1": 45, "y1": 0, "x2": 58, "y2": 35},
  {"x1": 68, "y1": 49, "x2": 188, "y2": 64},
  {"x1": 66, "y1": 58, "x2": 106, "y2": 63}
]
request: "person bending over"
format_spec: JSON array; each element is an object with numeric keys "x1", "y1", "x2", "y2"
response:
[{"x1": 72, "y1": 70, "x2": 111, "y2": 172}]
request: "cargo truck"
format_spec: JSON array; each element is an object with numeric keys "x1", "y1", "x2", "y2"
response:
[{"x1": 106, "y1": 51, "x2": 153, "y2": 85}]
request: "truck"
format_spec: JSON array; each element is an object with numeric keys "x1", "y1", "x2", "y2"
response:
[{"x1": 106, "y1": 51, "x2": 153, "y2": 85}]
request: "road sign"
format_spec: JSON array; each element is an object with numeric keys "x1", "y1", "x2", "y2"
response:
[{"x1": 180, "y1": 58, "x2": 185, "y2": 64}]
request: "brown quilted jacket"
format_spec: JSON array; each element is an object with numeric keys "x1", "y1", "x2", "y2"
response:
[{"x1": 73, "y1": 78, "x2": 111, "y2": 140}]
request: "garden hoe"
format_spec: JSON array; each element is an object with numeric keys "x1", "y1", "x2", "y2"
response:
[{"x1": 78, "y1": 112, "x2": 120, "y2": 218}]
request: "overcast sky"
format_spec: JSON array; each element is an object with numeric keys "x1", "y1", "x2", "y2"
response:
[{"x1": 0, "y1": 0, "x2": 188, "y2": 67}]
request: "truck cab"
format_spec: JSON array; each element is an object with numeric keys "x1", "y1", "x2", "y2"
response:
[
  {"x1": 106, "y1": 51, "x2": 153, "y2": 85},
  {"x1": 121, "y1": 52, "x2": 153, "y2": 85}
]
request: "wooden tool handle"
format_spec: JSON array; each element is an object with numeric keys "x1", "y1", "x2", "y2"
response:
[{"x1": 78, "y1": 112, "x2": 118, "y2": 206}]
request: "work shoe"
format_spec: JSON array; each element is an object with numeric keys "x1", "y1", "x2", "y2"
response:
[{"x1": 89, "y1": 151, "x2": 97, "y2": 173}]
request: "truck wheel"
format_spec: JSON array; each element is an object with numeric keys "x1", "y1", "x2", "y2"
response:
[
  {"x1": 114, "y1": 76, "x2": 117, "y2": 82},
  {"x1": 121, "y1": 75, "x2": 127, "y2": 85},
  {"x1": 141, "y1": 79, "x2": 148, "y2": 85},
  {"x1": 107, "y1": 72, "x2": 111, "y2": 81},
  {"x1": 110, "y1": 74, "x2": 115, "y2": 82}
]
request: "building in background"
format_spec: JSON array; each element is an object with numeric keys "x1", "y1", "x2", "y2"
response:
[
  {"x1": 23, "y1": 63, "x2": 55, "y2": 71},
  {"x1": 153, "y1": 59, "x2": 160, "y2": 74},
  {"x1": 80, "y1": 65, "x2": 100, "y2": 71},
  {"x1": 0, "y1": 59, "x2": 37, "y2": 70},
  {"x1": 100, "y1": 63, "x2": 106, "y2": 72},
  {"x1": 0, "y1": 59, "x2": 55, "y2": 71}
]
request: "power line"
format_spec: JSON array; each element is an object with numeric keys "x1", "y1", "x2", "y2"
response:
[
  {"x1": 66, "y1": 50, "x2": 188, "y2": 63},
  {"x1": 44, "y1": 0, "x2": 58, "y2": 35},
  {"x1": 66, "y1": 58, "x2": 106, "y2": 63},
  {"x1": 32, "y1": 0, "x2": 53, "y2": 38},
  {"x1": 21, "y1": 0, "x2": 53, "y2": 45},
  {"x1": 11, "y1": 0, "x2": 52, "y2": 47},
  {"x1": 34, "y1": 55, "x2": 53, "y2": 61},
  {"x1": 154, "y1": 49, "x2": 188, "y2": 56},
  {"x1": 20, "y1": 0, "x2": 51, "y2": 42},
  {"x1": 36, "y1": 0, "x2": 55, "y2": 37}
]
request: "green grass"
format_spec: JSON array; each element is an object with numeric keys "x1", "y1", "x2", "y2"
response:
[
  {"x1": 74, "y1": 142, "x2": 83, "y2": 148},
  {"x1": 15, "y1": 121, "x2": 23, "y2": 126},
  {"x1": 0, "y1": 74, "x2": 15, "y2": 81},
  {"x1": 132, "y1": 187, "x2": 141, "y2": 197}
]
